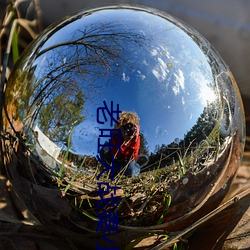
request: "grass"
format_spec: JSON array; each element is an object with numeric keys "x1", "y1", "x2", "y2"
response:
[
  {"x1": 56, "y1": 120, "x2": 223, "y2": 228},
  {"x1": 57, "y1": 154, "x2": 184, "y2": 228},
  {"x1": 55, "y1": 119, "x2": 230, "y2": 231}
]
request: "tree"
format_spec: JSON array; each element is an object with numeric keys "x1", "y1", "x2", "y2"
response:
[
  {"x1": 38, "y1": 88, "x2": 85, "y2": 143},
  {"x1": 139, "y1": 133, "x2": 149, "y2": 156}
]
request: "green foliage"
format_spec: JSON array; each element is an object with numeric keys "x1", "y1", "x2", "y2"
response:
[
  {"x1": 157, "y1": 193, "x2": 171, "y2": 225},
  {"x1": 38, "y1": 89, "x2": 85, "y2": 143},
  {"x1": 147, "y1": 102, "x2": 221, "y2": 173}
]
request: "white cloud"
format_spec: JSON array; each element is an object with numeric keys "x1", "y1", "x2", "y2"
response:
[
  {"x1": 155, "y1": 126, "x2": 168, "y2": 138},
  {"x1": 150, "y1": 48, "x2": 158, "y2": 56},
  {"x1": 172, "y1": 69, "x2": 185, "y2": 95},
  {"x1": 122, "y1": 72, "x2": 130, "y2": 82},
  {"x1": 182, "y1": 96, "x2": 185, "y2": 105},
  {"x1": 137, "y1": 70, "x2": 146, "y2": 80},
  {"x1": 143, "y1": 59, "x2": 148, "y2": 66},
  {"x1": 190, "y1": 71, "x2": 216, "y2": 104},
  {"x1": 152, "y1": 57, "x2": 169, "y2": 82}
]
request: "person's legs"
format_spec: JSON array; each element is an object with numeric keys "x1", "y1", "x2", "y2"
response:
[{"x1": 125, "y1": 161, "x2": 140, "y2": 177}]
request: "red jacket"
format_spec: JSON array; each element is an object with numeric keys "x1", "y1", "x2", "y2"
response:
[{"x1": 111, "y1": 135, "x2": 140, "y2": 162}]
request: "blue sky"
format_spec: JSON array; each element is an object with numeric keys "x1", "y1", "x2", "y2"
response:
[{"x1": 33, "y1": 8, "x2": 218, "y2": 156}]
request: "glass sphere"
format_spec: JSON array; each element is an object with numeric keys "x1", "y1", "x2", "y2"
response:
[{"x1": 2, "y1": 5, "x2": 245, "y2": 247}]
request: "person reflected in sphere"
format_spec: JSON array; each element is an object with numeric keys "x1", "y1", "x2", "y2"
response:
[{"x1": 101, "y1": 111, "x2": 141, "y2": 177}]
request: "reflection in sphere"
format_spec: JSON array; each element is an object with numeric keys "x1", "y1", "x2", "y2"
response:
[{"x1": 2, "y1": 5, "x2": 245, "y2": 247}]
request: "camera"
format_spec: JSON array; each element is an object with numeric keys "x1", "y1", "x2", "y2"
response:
[{"x1": 123, "y1": 123, "x2": 135, "y2": 137}]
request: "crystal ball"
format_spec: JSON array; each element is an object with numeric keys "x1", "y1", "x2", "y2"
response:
[{"x1": 2, "y1": 5, "x2": 245, "y2": 246}]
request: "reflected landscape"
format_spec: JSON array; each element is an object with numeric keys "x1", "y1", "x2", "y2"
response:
[{"x1": 2, "y1": 5, "x2": 245, "y2": 238}]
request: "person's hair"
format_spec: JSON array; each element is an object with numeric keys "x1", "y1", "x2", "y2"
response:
[{"x1": 115, "y1": 111, "x2": 140, "y2": 129}]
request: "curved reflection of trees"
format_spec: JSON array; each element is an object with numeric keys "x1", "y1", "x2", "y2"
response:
[
  {"x1": 34, "y1": 21, "x2": 149, "y2": 86},
  {"x1": 139, "y1": 133, "x2": 149, "y2": 156},
  {"x1": 183, "y1": 103, "x2": 217, "y2": 144},
  {"x1": 38, "y1": 90, "x2": 85, "y2": 143},
  {"x1": 24, "y1": 21, "x2": 149, "y2": 146},
  {"x1": 146, "y1": 103, "x2": 221, "y2": 171}
]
